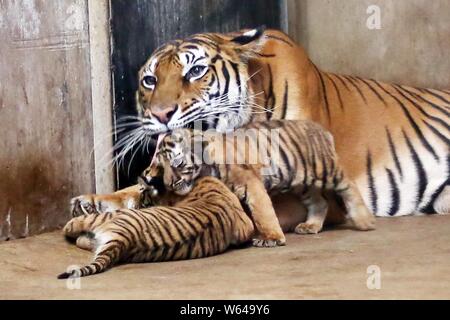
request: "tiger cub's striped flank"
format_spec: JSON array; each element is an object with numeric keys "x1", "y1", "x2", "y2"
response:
[
  {"x1": 58, "y1": 177, "x2": 254, "y2": 279},
  {"x1": 145, "y1": 119, "x2": 376, "y2": 248}
]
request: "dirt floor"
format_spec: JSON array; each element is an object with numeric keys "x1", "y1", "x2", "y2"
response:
[{"x1": 0, "y1": 215, "x2": 449, "y2": 300}]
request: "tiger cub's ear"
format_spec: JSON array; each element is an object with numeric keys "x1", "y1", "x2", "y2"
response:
[{"x1": 229, "y1": 26, "x2": 266, "y2": 59}]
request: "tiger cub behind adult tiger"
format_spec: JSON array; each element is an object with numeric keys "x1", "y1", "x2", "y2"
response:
[
  {"x1": 58, "y1": 177, "x2": 254, "y2": 279},
  {"x1": 144, "y1": 119, "x2": 376, "y2": 247}
]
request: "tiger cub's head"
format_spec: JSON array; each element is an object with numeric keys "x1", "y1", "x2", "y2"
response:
[
  {"x1": 137, "y1": 27, "x2": 266, "y2": 136},
  {"x1": 142, "y1": 129, "x2": 208, "y2": 196}
]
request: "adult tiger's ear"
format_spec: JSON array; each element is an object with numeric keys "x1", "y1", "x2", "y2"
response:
[
  {"x1": 230, "y1": 26, "x2": 267, "y2": 59},
  {"x1": 231, "y1": 26, "x2": 266, "y2": 45}
]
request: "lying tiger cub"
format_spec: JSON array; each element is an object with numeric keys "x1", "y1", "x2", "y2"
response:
[
  {"x1": 58, "y1": 177, "x2": 254, "y2": 279},
  {"x1": 143, "y1": 120, "x2": 376, "y2": 247}
]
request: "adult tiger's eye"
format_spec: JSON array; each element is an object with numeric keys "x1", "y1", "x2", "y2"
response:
[
  {"x1": 142, "y1": 75, "x2": 157, "y2": 89},
  {"x1": 186, "y1": 65, "x2": 207, "y2": 81}
]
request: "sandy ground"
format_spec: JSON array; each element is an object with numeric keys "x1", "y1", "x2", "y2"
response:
[{"x1": 0, "y1": 215, "x2": 449, "y2": 300}]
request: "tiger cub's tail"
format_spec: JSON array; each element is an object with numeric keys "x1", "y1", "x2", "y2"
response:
[
  {"x1": 57, "y1": 236, "x2": 123, "y2": 279},
  {"x1": 59, "y1": 213, "x2": 123, "y2": 279}
]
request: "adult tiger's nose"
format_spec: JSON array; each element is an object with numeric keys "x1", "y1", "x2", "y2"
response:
[{"x1": 151, "y1": 105, "x2": 177, "y2": 124}]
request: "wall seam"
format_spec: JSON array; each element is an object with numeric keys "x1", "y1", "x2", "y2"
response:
[{"x1": 87, "y1": 0, "x2": 115, "y2": 194}]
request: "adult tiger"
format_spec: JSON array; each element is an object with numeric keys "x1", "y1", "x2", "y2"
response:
[{"x1": 73, "y1": 27, "x2": 449, "y2": 217}]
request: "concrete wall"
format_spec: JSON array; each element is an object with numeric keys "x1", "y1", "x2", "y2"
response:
[
  {"x1": 287, "y1": 0, "x2": 450, "y2": 89},
  {"x1": 0, "y1": 0, "x2": 114, "y2": 241}
]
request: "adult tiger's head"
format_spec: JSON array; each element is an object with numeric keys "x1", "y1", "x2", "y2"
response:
[{"x1": 136, "y1": 27, "x2": 266, "y2": 136}]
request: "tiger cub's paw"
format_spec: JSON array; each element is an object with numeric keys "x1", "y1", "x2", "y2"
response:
[
  {"x1": 70, "y1": 194, "x2": 127, "y2": 217},
  {"x1": 252, "y1": 237, "x2": 286, "y2": 248},
  {"x1": 70, "y1": 196, "x2": 98, "y2": 217},
  {"x1": 294, "y1": 222, "x2": 322, "y2": 235}
]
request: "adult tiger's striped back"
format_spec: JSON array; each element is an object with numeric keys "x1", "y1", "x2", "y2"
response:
[
  {"x1": 297, "y1": 69, "x2": 450, "y2": 216},
  {"x1": 73, "y1": 27, "x2": 449, "y2": 218},
  {"x1": 59, "y1": 177, "x2": 254, "y2": 279}
]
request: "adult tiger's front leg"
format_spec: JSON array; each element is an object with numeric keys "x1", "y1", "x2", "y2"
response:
[{"x1": 70, "y1": 185, "x2": 142, "y2": 217}]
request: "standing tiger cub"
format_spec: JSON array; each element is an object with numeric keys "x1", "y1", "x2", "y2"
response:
[
  {"x1": 143, "y1": 120, "x2": 376, "y2": 247},
  {"x1": 59, "y1": 177, "x2": 254, "y2": 279}
]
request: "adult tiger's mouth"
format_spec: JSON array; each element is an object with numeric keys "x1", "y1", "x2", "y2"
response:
[
  {"x1": 143, "y1": 110, "x2": 243, "y2": 138},
  {"x1": 143, "y1": 119, "x2": 212, "y2": 135}
]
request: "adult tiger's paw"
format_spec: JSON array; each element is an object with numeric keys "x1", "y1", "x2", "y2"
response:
[
  {"x1": 351, "y1": 208, "x2": 376, "y2": 231},
  {"x1": 294, "y1": 222, "x2": 322, "y2": 235}
]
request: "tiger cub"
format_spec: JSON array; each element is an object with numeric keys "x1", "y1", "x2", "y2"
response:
[
  {"x1": 143, "y1": 120, "x2": 376, "y2": 247},
  {"x1": 58, "y1": 177, "x2": 254, "y2": 279}
]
